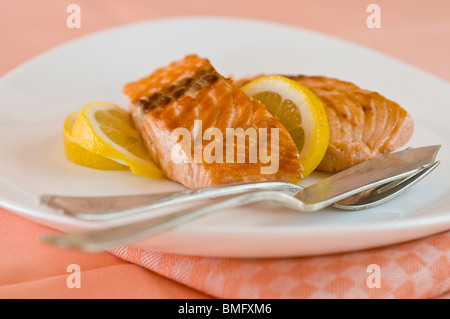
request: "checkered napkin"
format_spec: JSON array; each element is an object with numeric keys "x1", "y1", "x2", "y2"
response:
[{"x1": 110, "y1": 230, "x2": 450, "y2": 298}]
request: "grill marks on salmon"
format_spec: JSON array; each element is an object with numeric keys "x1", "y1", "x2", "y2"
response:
[
  {"x1": 290, "y1": 76, "x2": 414, "y2": 171},
  {"x1": 123, "y1": 55, "x2": 303, "y2": 188},
  {"x1": 236, "y1": 75, "x2": 414, "y2": 172}
]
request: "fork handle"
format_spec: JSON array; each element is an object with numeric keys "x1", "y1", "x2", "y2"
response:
[{"x1": 39, "y1": 181, "x2": 300, "y2": 220}]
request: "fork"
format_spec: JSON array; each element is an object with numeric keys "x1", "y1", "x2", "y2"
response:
[{"x1": 41, "y1": 149, "x2": 440, "y2": 251}]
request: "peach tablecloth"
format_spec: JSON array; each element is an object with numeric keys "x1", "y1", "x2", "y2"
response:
[{"x1": 1, "y1": 0, "x2": 449, "y2": 299}]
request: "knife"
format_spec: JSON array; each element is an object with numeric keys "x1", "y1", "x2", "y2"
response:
[{"x1": 41, "y1": 145, "x2": 440, "y2": 251}]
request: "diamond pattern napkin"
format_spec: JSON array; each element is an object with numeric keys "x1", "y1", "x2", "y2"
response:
[{"x1": 110, "y1": 230, "x2": 450, "y2": 298}]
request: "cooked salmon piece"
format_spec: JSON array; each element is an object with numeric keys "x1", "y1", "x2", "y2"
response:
[
  {"x1": 236, "y1": 75, "x2": 414, "y2": 172},
  {"x1": 123, "y1": 55, "x2": 303, "y2": 188}
]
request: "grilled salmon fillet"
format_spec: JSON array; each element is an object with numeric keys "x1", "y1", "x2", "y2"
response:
[
  {"x1": 123, "y1": 55, "x2": 303, "y2": 188},
  {"x1": 236, "y1": 75, "x2": 414, "y2": 172}
]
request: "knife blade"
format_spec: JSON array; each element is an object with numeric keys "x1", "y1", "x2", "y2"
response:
[{"x1": 295, "y1": 145, "x2": 441, "y2": 210}]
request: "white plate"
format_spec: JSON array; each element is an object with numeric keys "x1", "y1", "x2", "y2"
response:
[{"x1": 0, "y1": 17, "x2": 449, "y2": 258}]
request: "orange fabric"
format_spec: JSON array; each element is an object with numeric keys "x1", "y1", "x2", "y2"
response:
[
  {"x1": 2, "y1": 0, "x2": 449, "y2": 82},
  {"x1": 0, "y1": 208, "x2": 210, "y2": 298},
  {"x1": 0, "y1": 0, "x2": 449, "y2": 299}
]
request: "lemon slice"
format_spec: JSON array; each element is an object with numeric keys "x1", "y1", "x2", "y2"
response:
[
  {"x1": 241, "y1": 75, "x2": 329, "y2": 177},
  {"x1": 64, "y1": 111, "x2": 128, "y2": 170},
  {"x1": 70, "y1": 101, "x2": 164, "y2": 178}
]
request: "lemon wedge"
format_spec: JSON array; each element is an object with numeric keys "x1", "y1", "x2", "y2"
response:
[
  {"x1": 241, "y1": 75, "x2": 329, "y2": 177},
  {"x1": 64, "y1": 111, "x2": 128, "y2": 170},
  {"x1": 69, "y1": 101, "x2": 164, "y2": 179}
]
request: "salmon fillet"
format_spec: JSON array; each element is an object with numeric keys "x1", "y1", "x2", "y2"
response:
[
  {"x1": 123, "y1": 55, "x2": 303, "y2": 188},
  {"x1": 236, "y1": 75, "x2": 414, "y2": 172}
]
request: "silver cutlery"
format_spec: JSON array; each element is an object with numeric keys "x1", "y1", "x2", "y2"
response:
[
  {"x1": 40, "y1": 145, "x2": 441, "y2": 221},
  {"x1": 41, "y1": 145, "x2": 440, "y2": 251}
]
